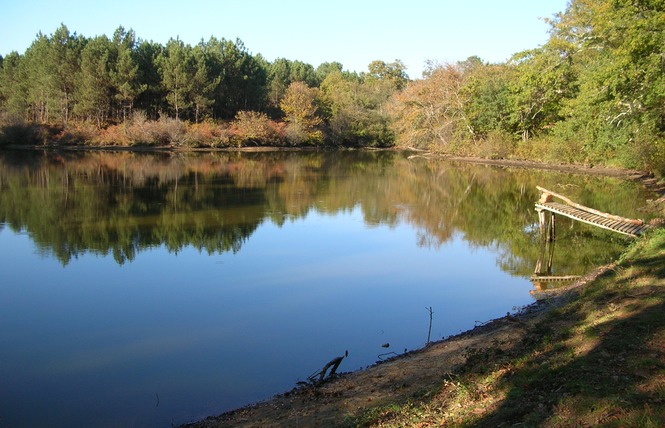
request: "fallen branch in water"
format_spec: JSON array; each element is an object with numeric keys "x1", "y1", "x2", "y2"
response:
[
  {"x1": 378, "y1": 351, "x2": 399, "y2": 361},
  {"x1": 307, "y1": 351, "x2": 348, "y2": 384}
]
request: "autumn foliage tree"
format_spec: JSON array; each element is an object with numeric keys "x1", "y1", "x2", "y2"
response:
[
  {"x1": 387, "y1": 63, "x2": 469, "y2": 150},
  {"x1": 231, "y1": 110, "x2": 282, "y2": 146},
  {"x1": 279, "y1": 81, "x2": 323, "y2": 145}
]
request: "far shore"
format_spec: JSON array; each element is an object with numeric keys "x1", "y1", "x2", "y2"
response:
[
  {"x1": 3, "y1": 142, "x2": 661, "y2": 182},
  {"x1": 4, "y1": 142, "x2": 663, "y2": 215}
]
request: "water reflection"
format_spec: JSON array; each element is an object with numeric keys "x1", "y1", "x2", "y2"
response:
[
  {"x1": 0, "y1": 150, "x2": 650, "y2": 272},
  {"x1": 530, "y1": 234, "x2": 583, "y2": 297},
  {"x1": 0, "y1": 149, "x2": 654, "y2": 427}
]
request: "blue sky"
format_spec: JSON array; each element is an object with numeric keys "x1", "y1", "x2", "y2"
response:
[{"x1": 1, "y1": 0, "x2": 569, "y2": 78}]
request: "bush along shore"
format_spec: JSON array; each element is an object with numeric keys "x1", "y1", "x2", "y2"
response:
[
  {"x1": 183, "y1": 225, "x2": 665, "y2": 427},
  {"x1": 0, "y1": 115, "x2": 316, "y2": 149}
]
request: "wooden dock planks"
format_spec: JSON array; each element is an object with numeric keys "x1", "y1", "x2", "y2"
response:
[{"x1": 535, "y1": 201, "x2": 651, "y2": 237}]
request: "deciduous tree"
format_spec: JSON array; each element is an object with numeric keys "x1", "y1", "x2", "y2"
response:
[
  {"x1": 508, "y1": 45, "x2": 575, "y2": 141},
  {"x1": 387, "y1": 63, "x2": 468, "y2": 150},
  {"x1": 461, "y1": 62, "x2": 517, "y2": 138},
  {"x1": 280, "y1": 81, "x2": 322, "y2": 144},
  {"x1": 366, "y1": 59, "x2": 409, "y2": 90},
  {"x1": 319, "y1": 70, "x2": 393, "y2": 146},
  {"x1": 267, "y1": 58, "x2": 318, "y2": 110},
  {"x1": 549, "y1": 0, "x2": 665, "y2": 169}
]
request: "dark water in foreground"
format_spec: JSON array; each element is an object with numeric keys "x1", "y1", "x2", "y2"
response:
[{"x1": 0, "y1": 150, "x2": 653, "y2": 427}]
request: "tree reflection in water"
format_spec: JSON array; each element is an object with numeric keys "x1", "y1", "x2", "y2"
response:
[
  {"x1": 0, "y1": 149, "x2": 647, "y2": 275},
  {"x1": 0, "y1": 149, "x2": 654, "y2": 427}
]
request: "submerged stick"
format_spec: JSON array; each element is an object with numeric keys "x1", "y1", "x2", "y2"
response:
[
  {"x1": 426, "y1": 306, "x2": 433, "y2": 345},
  {"x1": 378, "y1": 351, "x2": 399, "y2": 360}
]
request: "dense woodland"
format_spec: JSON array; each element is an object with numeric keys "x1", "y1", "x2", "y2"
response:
[{"x1": 0, "y1": 0, "x2": 663, "y2": 173}]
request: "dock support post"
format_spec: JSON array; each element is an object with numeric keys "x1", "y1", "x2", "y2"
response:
[
  {"x1": 537, "y1": 208, "x2": 555, "y2": 243},
  {"x1": 537, "y1": 208, "x2": 547, "y2": 236}
]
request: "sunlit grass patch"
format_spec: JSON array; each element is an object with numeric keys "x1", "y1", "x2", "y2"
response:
[{"x1": 546, "y1": 395, "x2": 630, "y2": 427}]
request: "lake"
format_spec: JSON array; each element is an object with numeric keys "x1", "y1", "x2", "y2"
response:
[{"x1": 0, "y1": 149, "x2": 653, "y2": 427}]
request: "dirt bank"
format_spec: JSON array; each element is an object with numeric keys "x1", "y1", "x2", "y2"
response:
[{"x1": 180, "y1": 267, "x2": 611, "y2": 427}]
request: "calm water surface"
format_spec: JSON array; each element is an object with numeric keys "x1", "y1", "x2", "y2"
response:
[{"x1": 0, "y1": 150, "x2": 653, "y2": 427}]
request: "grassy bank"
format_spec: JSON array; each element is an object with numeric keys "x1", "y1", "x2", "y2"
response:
[{"x1": 352, "y1": 228, "x2": 665, "y2": 427}]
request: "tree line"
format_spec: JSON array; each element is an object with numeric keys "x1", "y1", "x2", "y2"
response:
[
  {"x1": 0, "y1": 0, "x2": 663, "y2": 173},
  {"x1": 389, "y1": 0, "x2": 664, "y2": 173},
  {"x1": 0, "y1": 23, "x2": 405, "y2": 147}
]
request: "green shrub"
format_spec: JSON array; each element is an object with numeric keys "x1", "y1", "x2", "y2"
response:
[{"x1": 0, "y1": 122, "x2": 55, "y2": 145}]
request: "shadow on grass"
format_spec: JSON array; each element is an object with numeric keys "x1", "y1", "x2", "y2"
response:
[
  {"x1": 470, "y1": 297, "x2": 665, "y2": 426},
  {"x1": 464, "y1": 254, "x2": 665, "y2": 427}
]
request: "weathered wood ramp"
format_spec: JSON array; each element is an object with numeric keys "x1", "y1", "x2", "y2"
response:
[
  {"x1": 531, "y1": 274, "x2": 582, "y2": 284},
  {"x1": 535, "y1": 186, "x2": 651, "y2": 237},
  {"x1": 535, "y1": 201, "x2": 651, "y2": 237}
]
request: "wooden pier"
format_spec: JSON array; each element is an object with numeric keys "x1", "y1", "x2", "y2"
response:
[{"x1": 535, "y1": 186, "x2": 651, "y2": 238}]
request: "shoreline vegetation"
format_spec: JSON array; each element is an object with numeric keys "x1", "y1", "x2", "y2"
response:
[{"x1": 1, "y1": 0, "x2": 664, "y2": 174}]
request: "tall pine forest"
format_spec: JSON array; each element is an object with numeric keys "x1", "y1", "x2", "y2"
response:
[{"x1": 1, "y1": 0, "x2": 664, "y2": 174}]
